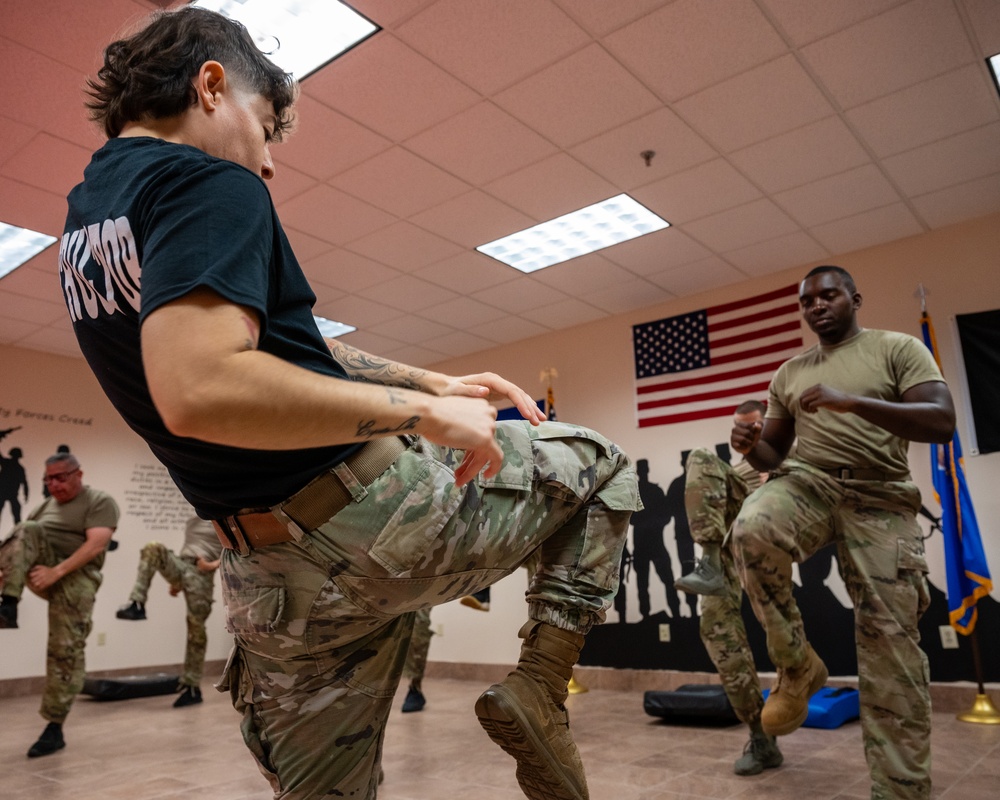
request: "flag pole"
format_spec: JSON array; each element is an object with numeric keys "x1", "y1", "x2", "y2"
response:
[
  {"x1": 915, "y1": 285, "x2": 1000, "y2": 724},
  {"x1": 956, "y1": 628, "x2": 1000, "y2": 724}
]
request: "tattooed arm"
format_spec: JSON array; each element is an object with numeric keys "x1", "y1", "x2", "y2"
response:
[{"x1": 141, "y1": 288, "x2": 537, "y2": 483}]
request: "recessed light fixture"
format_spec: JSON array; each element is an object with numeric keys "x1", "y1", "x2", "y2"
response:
[
  {"x1": 314, "y1": 316, "x2": 356, "y2": 339},
  {"x1": 476, "y1": 194, "x2": 670, "y2": 274},
  {"x1": 192, "y1": 0, "x2": 379, "y2": 80},
  {"x1": 0, "y1": 221, "x2": 57, "y2": 280},
  {"x1": 988, "y1": 53, "x2": 1000, "y2": 99}
]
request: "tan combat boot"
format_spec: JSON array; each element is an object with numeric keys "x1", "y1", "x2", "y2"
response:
[
  {"x1": 675, "y1": 542, "x2": 726, "y2": 596},
  {"x1": 475, "y1": 621, "x2": 588, "y2": 800},
  {"x1": 761, "y1": 644, "x2": 828, "y2": 736}
]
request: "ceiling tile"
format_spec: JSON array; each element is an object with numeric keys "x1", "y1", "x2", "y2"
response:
[
  {"x1": 845, "y1": 64, "x2": 999, "y2": 158},
  {"x1": 0, "y1": 263, "x2": 59, "y2": 302},
  {"x1": 308, "y1": 281, "x2": 346, "y2": 308},
  {"x1": 0, "y1": 176, "x2": 69, "y2": 236},
  {"x1": 723, "y1": 231, "x2": 831, "y2": 277},
  {"x1": 520, "y1": 297, "x2": 607, "y2": 329},
  {"x1": 1, "y1": 132, "x2": 98, "y2": 196},
  {"x1": 728, "y1": 116, "x2": 871, "y2": 193},
  {"x1": 356, "y1": 274, "x2": 460, "y2": 312},
  {"x1": 304, "y1": 34, "x2": 480, "y2": 142},
  {"x1": 758, "y1": 0, "x2": 904, "y2": 46},
  {"x1": 0, "y1": 313, "x2": 42, "y2": 341},
  {"x1": 684, "y1": 198, "x2": 801, "y2": 252},
  {"x1": 569, "y1": 108, "x2": 717, "y2": 191},
  {"x1": 421, "y1": 329, "x2": 499, "y2": 357},
  {"x1": 601, "y1": 228, "x2": 712, "y2": 275},
  {"x1": 964, "y1": 0, "x2": 1000, "y2": 54},
  {"x1": 337, "y1": 329, "x2": 407, "y2": 355},
  {"x1": 382, "y1": 343, "x2": 449, "y2": 368},
  {"x1": 484, "y1": 154, "x2": 617, "y2": 220},
  {"x1": 345, "y1": 221, "x2": 464, "y2": 270},
  {"x1": 800, "y1": 0, "x2": 975, "y2": 108},
  {"x1": 471, "y1": 278, "x2": 568, "y2": 313},
  {"x1": 911, "y1": 172, "x2": 1000, "y2": 229},
  {"x1": 347, "y1": 0, "x2": 438, "y2": 28},
  {"x1": 580, "y1": 278, "x2": 675, "y2": 314},
  {"x1": 404, "y1": 102, "x2": 558, "y2": 185},
  {"x1": 418, "y1": 296, "x2": 509, "y2": 329},
  {"x1": 881, "y1": 122, "x2": 1000, "y2": 196},
  {"x1": 281, "y1": 185, "x2": 397, "y2": 246},
  {"x1": 408, "y1": 191, "x2": 535, "y2": 249},
  {"x1": 646, "y1": 256, "x2": 748, "y2": 297},
  {"x1": 632, "y1": 159, "x2": 761, "y2": 224},
  {"x1": 0, "y1": 115, "x2": 38, "y2": 168},
  {"x1": 773, "y1": 164, "x2": 902, "y2": 227},
  {"x1": 412, "y1": 251, "x2": 517, "y2": 294},
  {"x1": 603, "y1": 0, "x2": 788, "y2": 102},
  {"x1": 331, "y1": 147, "x2": 470, "y2": 218},
  {"x1": 367, "y1": 313, "x2": 456, "y2": 342},
  {"x1": 477, "y1": 315, "x2": 552, "y2": 344},
  {"x1": 16, "y1": 321, "x2": 80, "y2": 357},
  {"x1": 283, "y1": 228, "x2": 335, "y2": 264},
  {"x1": 551, "y1": 0, "x2": 671, "y2": 36},
  {"x1": 531, "y1": 254, "x2": 639, "y2": 295},
  {"x1": 675, "y1": 55, "x2": 835, "y2": 152},
  {"x1": 271, "y1": 95, "x2": 391, "y2": 181},
  {"x1": 397, "y1": 0, "x2": 590, "y2": 95},
  {"x1": 304, "y1": 249, "x2": 404, "y2": 294},
  {"x1": 809, "y1": 203, "x2": 924, "y2": 254},
  {"x1": 494, "y1": 44, "x2": 662, "y2": 148},
  {"x1": 317, "y1": 295, "x2": 407, "y2": 328},
  {"x1": 266, "y1": 162, "x2": 318, "y2": 206}
]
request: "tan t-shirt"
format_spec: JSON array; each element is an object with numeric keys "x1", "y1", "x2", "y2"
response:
[
  {"x1": 766, "y1": 329, "x2": 944, "y2": 477},
  {"x1": 179, "y1": 516, "x2": 223, "y2": 562},
  {"x1": 31, "y1": 486, "x2": 120, "y2": 566}
]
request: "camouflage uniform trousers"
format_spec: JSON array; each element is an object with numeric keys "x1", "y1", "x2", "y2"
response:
[
  {"x1": 129, "y1": 542, "x2": 216, "y2": 687},
  {"x1": 732, "y1": 461, "x2": 931, "y2": 800},
  {"x1": 0, "y1": 521, "x2": 102, "y2": 724},
  {"x1": 218, "y1": 420, "x2": 638, "y2": 800},
  {"x1": 402, "y1": 608, "x2": 432, "y2": 683},
  {"x1": 684, "y1": 448, "x2": 762, "y2": 726}
]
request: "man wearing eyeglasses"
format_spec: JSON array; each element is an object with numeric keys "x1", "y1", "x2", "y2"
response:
[{"x1": 0, "y1": 452, "x2": 119, "y2": 758}]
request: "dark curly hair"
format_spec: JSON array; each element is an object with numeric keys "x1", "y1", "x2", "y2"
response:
[{"x1": 86, "y1": 6, "x2": 296, "y2": 139}]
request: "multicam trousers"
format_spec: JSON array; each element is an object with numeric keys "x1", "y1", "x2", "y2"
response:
[
  {"x1": 0, "y1": 521, "x2": 101, "y2": 724},
  {"x1": 218, "y1": 421, "x2": 638, "y2": 799},
  {"x1": 683, "y1": 448, "x2": 763, "y2": 726},
  {"x1": 402, "y1": 608, "x2": 432, "y2": 684},
  {"x1": 129, "y1": 542, "x2": 216, "y2": 687},
  {"x1": 732, "y1": 461, "x2": 931, "y2": 800}
]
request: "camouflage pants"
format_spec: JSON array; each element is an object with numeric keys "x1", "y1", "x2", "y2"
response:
[
  {"x1": 402, "y1": 608, "x2": 432, "y2": 683},
  {"x1": 129, "y1": 542, "x2": 215, "y2": 687},
  {"x1": 685, "y1": 448, "x2": 762, "y2": 726},
  {"x1": 0, "y1": 521, "x2": 101, "y2": 724},
  {"x1": 219, "y1": 421, "x2": 637, "y2": 799},
  {"x1": 732, "y1": 461, "x2": 931, "y2": 800}
]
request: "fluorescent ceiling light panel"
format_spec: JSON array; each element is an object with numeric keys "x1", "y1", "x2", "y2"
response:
[
  {"x1": 314, "y1": 315, "x2": 356, "y2": 339},
  {"x1": 192, "y1": 0, "x2": 379, "y2": 80},
  {"x1": 477, "y1": 194, "x2": 670, "y2": 274},
  {"x1": 0, "y1": 221, "x2": 57, "y2": 280},
  {"x1": 988, "y1": 53, "x2": 1000, "y2": 98}
]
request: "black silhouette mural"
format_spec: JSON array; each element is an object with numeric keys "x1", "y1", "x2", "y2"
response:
[
  {"x1": 0, "y1": 442, "x2": 29, "y2": 529},
  {"x1": 584, "y1": 450, "x2": 1000, "y2": 683},
  {"x1": 663, "y1": 450, "x2": 698, "y2": 618}
]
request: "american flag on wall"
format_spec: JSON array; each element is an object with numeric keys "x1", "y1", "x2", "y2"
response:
[{"x1": 632, "y1": 284, "x2": 804, "y2": 428}]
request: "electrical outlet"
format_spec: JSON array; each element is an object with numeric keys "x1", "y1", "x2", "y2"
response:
[
  {"x1": 939, "y1": 625, "x2": 959, "y2": 649},
  {"x1": 658, "y1": 623, "x2": 671, "y2": 643},
  {"x1": 433, "y1": 624, "x2": 444, "y2": 637},
  {"x1": 96, "y1": 632, "x2": 106, "y2": 646}
]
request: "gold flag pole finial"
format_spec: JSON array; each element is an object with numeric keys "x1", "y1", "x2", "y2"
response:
[{"x1": 957, "y1": 693, "x2": 1000, "y2": 725}]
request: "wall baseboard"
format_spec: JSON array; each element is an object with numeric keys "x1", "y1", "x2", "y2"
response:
[{"x1": 3, "y1": 660, "x2": 994, "y2": 715}]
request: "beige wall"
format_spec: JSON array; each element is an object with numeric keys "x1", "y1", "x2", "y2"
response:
[{"x1": 2, "y1": 211, "x2": 998, "y2": 678}]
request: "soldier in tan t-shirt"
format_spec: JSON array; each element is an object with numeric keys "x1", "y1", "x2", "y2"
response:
[{"x1": 730, "y1": 266, "x2": 955, "y2": 800}]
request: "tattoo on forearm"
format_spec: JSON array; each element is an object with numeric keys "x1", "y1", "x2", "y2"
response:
[
  {"x1": 330, "y1": 341, "x2": 426, "y2": 390},
  {"x1": 386, "y1": 388, "x2": 406, "y2": 405},
  {"x1": 356, "y1": 416, "x2": 420, "y2": 438}
]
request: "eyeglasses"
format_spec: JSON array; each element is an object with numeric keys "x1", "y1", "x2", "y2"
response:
[{"x1": 43, "y1": 469, "x2": 80, "y2": 485}]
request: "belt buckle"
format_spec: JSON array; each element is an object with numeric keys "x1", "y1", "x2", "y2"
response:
[{"x1": 221, "y1": 516, "x2": 252, "y2": 557}]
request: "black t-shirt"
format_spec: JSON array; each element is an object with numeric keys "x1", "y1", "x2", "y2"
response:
[{"x1": 60, "y1": 137, "x2": 358, "y2": 518}]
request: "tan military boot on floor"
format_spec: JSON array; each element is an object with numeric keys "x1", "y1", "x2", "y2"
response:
[
  {"x1": 761, "y1": 644, "x2": 828, "y2": 736},
  {"x1": 475, "y1": 621, "x2": 588, "y2": 800}
]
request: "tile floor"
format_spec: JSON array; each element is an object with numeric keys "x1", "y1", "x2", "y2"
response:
[{"x1": 3, "y1": 676, "x2": 999, "y2": 799}]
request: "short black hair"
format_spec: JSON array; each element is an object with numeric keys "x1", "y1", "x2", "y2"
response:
[
  {"x1": 803, "y1": 265, "x2": 857, "y2": 294},
  {"x1": 734, "y1": 399, "x2": 766, "y2": 416},
  {"x1": 86, "y1": 6, "x2": 296, "y2": 139}
]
